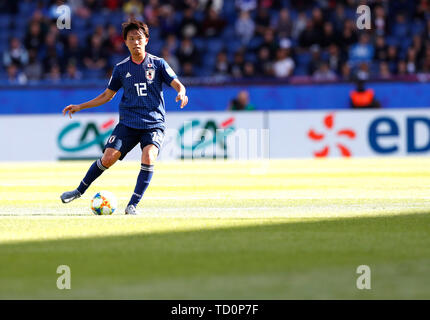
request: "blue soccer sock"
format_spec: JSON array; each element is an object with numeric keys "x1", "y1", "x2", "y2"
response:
[
  {"x1": 77, "y1": 158, "x2": 108, "y2": 194},
  {"x1": 128, "y1": 164, "x2": 154, "y2": 207}
]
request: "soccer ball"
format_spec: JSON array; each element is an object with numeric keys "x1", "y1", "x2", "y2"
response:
[{"x1": 91, "y1": 191, "x2": 117, "y2": 215}]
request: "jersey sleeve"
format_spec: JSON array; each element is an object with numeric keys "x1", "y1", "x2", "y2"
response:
[
  {"x1": 107, "y1": 65, "x2": 122, "y2": 91},
  {"x1": 160, "y1": 58, "x2": 178, "y2": 86}
]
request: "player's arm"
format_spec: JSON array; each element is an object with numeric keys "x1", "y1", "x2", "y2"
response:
[
  {"x1": 62, "y1": 88, "x2": 117, "y2": 119},
  {"x1": 170, "y1": 78, "x2": 188, "y2": 109}
]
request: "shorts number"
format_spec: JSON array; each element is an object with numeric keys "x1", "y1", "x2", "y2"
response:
[
  {"x1": 134, "y1": 83, "x2": 147, "y2": 96},
  {"x1": 152, "y1": 131, "x2": 163, "y2": 145},
  {"x1": 108, "y1": 135, "x2": 116, "y2": 143}
]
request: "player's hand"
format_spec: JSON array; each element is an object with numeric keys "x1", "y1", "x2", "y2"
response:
[
  {"x1": 175, "y1": 92, "x2": 188, "y2": 109},
  {"x1": 63, "y1": 104, "x2": 81, "y2": 119}
]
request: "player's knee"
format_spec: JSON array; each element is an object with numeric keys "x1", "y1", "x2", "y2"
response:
[
  {"x1": 101, "y1": 153, "x2": 120, "y2": 168},
  {"x1": 142, "y1": 146, "x2": 158, "y2": 165}
]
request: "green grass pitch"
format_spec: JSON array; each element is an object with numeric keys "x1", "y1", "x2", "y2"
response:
[{"x1": 0, "y1": 158, "x2": 429, "y2": 299}]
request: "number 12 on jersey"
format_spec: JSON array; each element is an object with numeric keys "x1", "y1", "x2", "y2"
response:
[{"x1": 134, "y1": 83, "x2": 147, "y2": 96}]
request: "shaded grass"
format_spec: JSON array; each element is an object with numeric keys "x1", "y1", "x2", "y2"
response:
[{"x1": 0, "y1": 213, "x2": 429, "y2": 299}]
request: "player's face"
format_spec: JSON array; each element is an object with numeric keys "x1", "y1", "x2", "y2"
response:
[{"x1": 125, "y1": 29, "x2": 148, "y2": 56}]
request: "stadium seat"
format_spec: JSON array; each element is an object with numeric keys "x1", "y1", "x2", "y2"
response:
[
  {"x1": 411, "y1": 21, "x2": 425, "y2": 35},
  {"x1": 0, "y1": 15, "x2": 11, "y2": 29},
  {"x1": 91, "y1": 14, "x2": 109, "y2": 28},
  {"x1": 193, "y1": 37, "x2": 207, "y2": 54},
  {"x1": 296, "y1": 52, "x2": 312, "y2": 67},
  {"x1": 206, "y1": 38, "x2": 225, "y2": 54}
]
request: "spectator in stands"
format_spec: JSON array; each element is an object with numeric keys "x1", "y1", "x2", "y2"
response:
[
  {"x1": 425, "y1": 19, "x2": 430, "y2": 40},
  {"x1": 386, "y1": 45, "x2": 399, "y2": 73},
  {"x1": 319, "y1": 22, "x2": 337, "y2": 48},
  {"x1": 201, "y1": 8, "x2": 226, "y2": 37},
  {"x1": 105, "y1": 0, "x2": 122, "y2": 11},
  {"x1": 254, "y1": 7, "x2": 271, "y2": 37},
  {"x1": 144, "y1": 0, "x2": 161, "y2": 26},
  {"x1": 42, "y1": 33, "x2": 63, "y2": 74},
  {"x1": 3, "y1": 37, "x2": 29, "y2": 68},
  {"x1": 123, "y1": 0, "x2": 144, "y2": 20},
  {"x1": 411, "y1": 34, "x2": 424, "y2": 62},
  {"x1": 414, "y1": 0, "x2": 429, "y2": 21},
  {"x1": 397, "y1": 60, "x2": 407, "y2": 76},
  {"x1": 313, "y1": 61, "x2": 337, "y2": 81},
  {"x1": 181, "y1": 61, "x2": 195, "y2": 77},
  {"x1": 48, "y1": 0, "x2": 67, "y2": 20},
  {"x1": 341, "y1": 62, "x2": 353, "y2": 81},
  {"x1": 327, "y1": 43, "x2": 343, "y2": 75},
  {"x1": 273, "y1": 8, "x2": 292, "y2": 39},
  {"x1": 298, "y1": 19, "x2": 318, "y2": 48},
  {"x1": 291, "y1": 11, "x2": 307, "y2": 40},
  {"x1": 379, "y1": 61, "x2": 391, "y2": 79},
  {"x1": 24, "y1": 21, "x2": 45, "y2": 52},
  {"x1": 373, "y1": 5, "x2": 388, "y2": 36},
  {"x1": 214, "y1": 50, "x2": 230, "y2": 76},
  {"x1": 63, "y1": 34, "x2": 82, "y2": 69},
  {"x1": 0, "y1": 1, "x2": 18, "y2": 14},
  {"x1": 392, "y1": 13, "x2": 410, "y2": 40},
  {"x1": 179, "y1": 8, "x2": 199, "y2": 39},
  {"x1": 243, "y1": 61, "x2": 256, "y2": 78},
  {"x1": 307, "y1": 44, "x2": 322, "y2": 75},
  {"x1": 24, "y1": 49, "x2": 43, "y2": 82},
  {"x1": 273, "y1": 46, "x2": 295, "y2": 78},
  {"x1": 230, "y1": 49, "x2": 245, "y2": 78},
  {"x1": 332, "y1": 4, "x2": 347, "y2": 32},
  {"x1": 373, "y1": 35, "x2": 388, "y2": 62},
  {"x1": 45, "y1": 64, "x2": 62, "y2": 83},
  {"x1": 6, "y1": 63, "x2": 27, "y2": 85},
  {"x1": 176, "y1": 37, "x2": 199, "y2": 66},
  {"x1": 64, "y1": 62, "x2": 83, "y2": 81},
  {"x1": 69, "y1": 0, "x2": 91, "y2": 19},
  {"x1": 159, "y1": 4, "x2": 177, "y2": 38},
  {"x1": 198, "y1": 0, "x2": 224, "y2": 13},
  {"x1": 161, "y1": 46, "x2": 180, "y2": 74},
  {"x1": 356, "y1": 62, "x2": 371, "y2": 80},
  {"x1": 350, "y1": 79, "x2": 381, "y2": 109},
  {"x1": 105, "y1": 24, "x2": 124, "y2": 55},
  {"x1": 340, "y1": 19, "x2": 358, "y2": 52},
  {"x1": 406, "y1": 47, "x2": 418, "y2": 74},
  {"x1": 228, "y1": 90, "x2": 255, "y2": 111},
  {"x1": 311, "y1": 7, "x2": 324, "y2": 33},
  {"x1": 235, "y1": 10, "x2": 255, "y2": 46},
  {"x1": 349, "y1": 33, "x2": 374, "y2": 66},
  {"x1": 165, "y1": 33, "x2": 179, "y2": 54},
  {"x1": 256, "y1": 46, "x2": 273, "y2": 77},
  {"x1": 257, "y1": 28, "x2": 278, "y2": 60},
  {"x1": 84, "y1": 0, "x2": 100, "y2": 12},
  {"x1": 83, "y1": 35, "x2": 107, "y2": 71},
  {"x1": 235, "y1": 0, "x2": 257, "y2": 12}
]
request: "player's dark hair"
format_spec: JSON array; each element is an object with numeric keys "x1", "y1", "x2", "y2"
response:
[{"x1": 122, "y1": 19, "x2": 149, "y2": 40}]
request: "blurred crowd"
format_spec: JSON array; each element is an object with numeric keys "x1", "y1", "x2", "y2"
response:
[{"x1": 1, "y1": 0, "x2": 430, "y2": 84}]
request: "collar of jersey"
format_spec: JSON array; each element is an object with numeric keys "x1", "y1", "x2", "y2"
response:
[{"x1": 131, "y1": 52, "x2": 147, "y2": 65}]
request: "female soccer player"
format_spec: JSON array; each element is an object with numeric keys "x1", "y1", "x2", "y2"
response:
[{"x1": 60, "y1": 20, "x2": 188, "y2": 215}]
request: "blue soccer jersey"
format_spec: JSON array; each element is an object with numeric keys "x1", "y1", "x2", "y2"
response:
[{"x1": 107, "y1": 53, "x2": 177, "y2": 130}]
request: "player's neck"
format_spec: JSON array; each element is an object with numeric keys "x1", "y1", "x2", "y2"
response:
[{"x1": 131, "y1": 52, "x2": 146, "y2": 64}]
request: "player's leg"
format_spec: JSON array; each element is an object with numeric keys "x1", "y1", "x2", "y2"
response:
[
  {"x1": 61, "y1": 123, "x2": 138, "y2": 204},
  {"x1": 125, "y1": 129, "x2": 164, "y2": 215},
  {"x1": 60, "y1": 148, "x2": 121, "y2": 203}
]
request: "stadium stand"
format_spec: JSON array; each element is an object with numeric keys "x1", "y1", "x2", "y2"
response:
[{"x1": 0, "y1": 0, "x2": 429, "y2": 84}]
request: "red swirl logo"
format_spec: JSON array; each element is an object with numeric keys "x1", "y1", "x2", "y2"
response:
[{"x1": 307, "y1": 113, "x2": 356, "y2": 157}]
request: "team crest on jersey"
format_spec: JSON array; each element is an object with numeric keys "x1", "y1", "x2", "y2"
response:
[{"x1": 146, "y1": 68, "x2": 155, "y2": 83}]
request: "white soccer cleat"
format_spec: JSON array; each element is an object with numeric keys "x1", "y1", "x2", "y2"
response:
[
  {"x1": 125, "y1": 204, "x2": 139, "y2": 215},
  {"x1": 60, "y1": 189, "x2": 81, "y2": 203}
]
